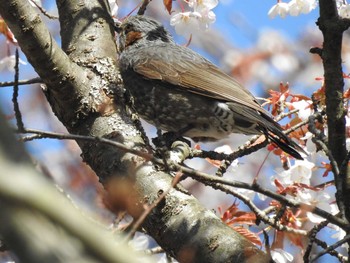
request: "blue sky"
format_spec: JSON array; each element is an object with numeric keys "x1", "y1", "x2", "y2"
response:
[{"x1": 215, "y1": 0, "x2": 319, "y2": 47}]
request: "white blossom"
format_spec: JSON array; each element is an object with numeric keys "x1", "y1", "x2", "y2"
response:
[
  {"x1": 301, "y1": 132, "x2": 317, "y2": 155},
  {"x1": 339, "y1": 4, "x2": 350, "y2": 18},
  {"x1": 268, "y1": 2, "x2": 289, "y2": 18},
  {"x1": 291, "y1": 100, "x2": 312, "y2": 121},
  {"x1": 0, "y1": 55, "x2": 27, "y2": 72},
  {"x1": 170, "y1": 11, "x2": 201, "y2": 37},
  {"x1": 170, "y1": 0, "x2": 217, "y2": 37},
  {"x1": 197, "y1": 7, "x2": 216, "y2": 30},
  {"x1": 188, "y1": 0, "x2": 218, "y2": 11},
  {"x1": 108, "y1": 0, "x2": 118, "y2": 17},
  {"x1": 128, "y1": 232, "x2": 149, "y2": 250},
  {"x1": 270, "y1": 53, "x2": 299, "y2": 73},
  {"x1": 289, "y1": 0, "x2": 303, "y2": 16},
  {"x1": 274, "y1": 159, "x2": 314, "y2": 185},
  {"x1": 157, "y1": 254, "x2": 179, "y2": 263},
  {"x1": 299, "y1": 0, "x2": 317, "y2": 14},
  {"x1": 289, "y1": 0, "x2": 317, "y2": 16},
  {"x1": 271, "y1": 249, "x2": 294, "y2": 263},
  {"x1": 295, "y1": 189, "x2": 338, "y2": 223},
  {"x1": 330, "y1": 224, "x2": 348, "y2": 248}
]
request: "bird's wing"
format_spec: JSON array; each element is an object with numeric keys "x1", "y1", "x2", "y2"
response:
[{"x1": 131, "y1": 44, "x2": 265, "y2": 114}]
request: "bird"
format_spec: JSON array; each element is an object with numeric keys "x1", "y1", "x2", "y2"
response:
[{"x1": 115, "y1": 15, "x2": 304, "y2": 160}]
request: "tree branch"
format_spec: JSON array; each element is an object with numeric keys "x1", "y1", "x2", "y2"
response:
[
  {"x1": 0, "y1": 0, "x2": 90, "y2": 126},
  {"x1": 317, "y1": 0, "x2": 350, "y2": 221},
  {"x1": 0, "y1": 77, "x2": 42, "y2": 88},
  {"x1": 0, "y1": 110, "x2": 153, "y2": 263}
]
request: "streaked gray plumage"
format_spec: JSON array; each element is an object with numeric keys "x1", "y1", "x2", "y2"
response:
[{"x1": 116, "y1": 15, "x2": 304, "y2": 159}]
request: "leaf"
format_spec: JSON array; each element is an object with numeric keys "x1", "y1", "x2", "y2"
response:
[
  {"x1": 205, "y1": 158, "x2": 222, "y2": 168},
  {"x1": 163, "y1": 0, "x2": 172, "y2": 14},
  {"x1": 0, "y1": 19, "x2": 17, "y2": 44},
  {"x1": 232, "y1": 226, "x2": 262, "y2": 246},
  {"x1": 226, "y1": 211, "x2": 256, "y2": 225},
  {"x1": 286, "y1": 231, "x2": 304, "y2": 248}
]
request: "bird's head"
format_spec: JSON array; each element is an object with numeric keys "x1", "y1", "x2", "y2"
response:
[{"x1": 115, "y1": 15, "x2": 174, "y2": 52}]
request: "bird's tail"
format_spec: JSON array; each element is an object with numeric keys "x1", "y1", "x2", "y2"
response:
[
  {"x1": 259, "y1": 113, "x2": 306, "y2": 160},
  {"x1": 264, "y1": 130, "x2": 305, "y2": 160},
  {"x1": 227, "y1": 102, "x2": 306, "y2": 159}
]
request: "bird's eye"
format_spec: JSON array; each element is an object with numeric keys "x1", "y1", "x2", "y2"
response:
[{"x1": 124, "y1": 24, "x2": 133, "y2": 34}]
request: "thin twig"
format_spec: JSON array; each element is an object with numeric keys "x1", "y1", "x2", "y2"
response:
[
  {"x1": 29, "y1": 0, "x2": 58, "y2": 19},
  {"x1": 209, "y1": 183, "x2": 307, "y2": 235},
  {"x1": 313, "y1": 237, "x2": 348, "y2": 262},
  {"x1": 137, "y1": 0, "x2": 151, "y2": 15},
  {"x1": 12, "y1": 49, "x2": 24, "y2": 132},
  {"x1": 312, "y1": 238, "x2": 347, "y2": 262},
  {"x1": 303, "y1": 220, "x2": 329, "y2": 263},
  {"x1": 283, "y1": 118, "x2": 309, "y2": 134},
  {"x1": 144, "y1": 246, "x2": 164, "y2": 255},
  {"x1": 18, "y1": 128, "x2": 154, "y2": 160},
  {"x1": 311, "y1": 234, "x2": 350, "y2": 262},
  {"x1": 0, "y1": 77, "x2": 42, "y2": 88},
  {"x1": 172, "y1": 162, "x2": 349, "y2": 229},
  {"x1": 275, "y1": 108, "x2": 299, "y2": 121},
  {"x1": 263, "y1": 230, "x2": 272, "y2": 259},
  {"x1": 17, "y1": 128, "x2": 348, "y2": 229}
]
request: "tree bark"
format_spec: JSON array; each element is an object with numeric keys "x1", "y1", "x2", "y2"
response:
[
  {"x1": 0, "y1": 112, "x2": 153, "y2": 263},
  {"x1": 318, "y1": 0, "x2": 350, "y2": 222}
]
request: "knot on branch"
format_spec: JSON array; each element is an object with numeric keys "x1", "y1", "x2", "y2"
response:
[{"x1": 310, "y1": 47, "x2": 323, "y2": 59}]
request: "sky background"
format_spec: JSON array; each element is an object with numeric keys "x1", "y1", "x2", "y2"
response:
[{"x1": 215, "y1": 0, "x2": 319, "y2": 47}]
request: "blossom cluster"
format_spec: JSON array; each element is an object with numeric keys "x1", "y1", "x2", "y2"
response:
[
  {"x1": 268, "y1": 0, "x2": 317, "y2": 18},
  {"x1": 170, "y1": 0, "x2": 218, "y2": 37},
  {"x1": 338, "y1": 2, "x2": 350, "y2": 18},
  {"x1": 269, "y1": 0, "x2": 350, "y2": 19}
]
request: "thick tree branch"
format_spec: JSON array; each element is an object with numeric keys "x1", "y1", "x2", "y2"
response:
[
  {"x1": 0, "y1": 0, "x2": 90, "y2": 126},
  {"x1": 317, "y1": 0, "x2": 350, "y2": 221},
  {"x1": 0, "y1": 112, "x2": 153, "y2": 263}
]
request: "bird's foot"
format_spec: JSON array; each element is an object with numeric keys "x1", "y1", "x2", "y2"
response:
[{"x1": 152, "y1": 131, "x2": 191, "y2": 149}]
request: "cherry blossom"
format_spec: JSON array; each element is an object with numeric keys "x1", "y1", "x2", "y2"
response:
[
  {"x1": 289, "y1": 0, "x2": 317, "y2": 16},
  {"x1": 170, "y1": 0, "x2": 217, "y2": 37},
  {"x1": 0, "y1": 55, "x2": 27, "y2": 72},
  {"x1": 330, "y1": 224, "x2": 349, "y2": 248},
  {"x1": 197, "y1": 7, "x2": 216, "y2": 30},
  {"x1": 339, "y1": 4, "x2": 350, "y2": 18},
  {"x1": 268, "y1": 2, "x2": 289, "y2": 19},
  {"x1": 170, "y1": 11, "x2": 202, "y2": 37},
  {"x1": 273, "y1": 159, "x2": 314, "y2": 185},
  {"x1": 128, "y1": 232, "x2": 149, "y2": 250},
  {"x1": 188, "y1": 0, "x2": 218, "y2": 11},
  {"x1": 295, "y1": 188, "x2": 338, "y2": 223},
  {"x1": 290, "y1": 100, "x2": 312, "y2": 121},
  {"x1": 269, "y1": 0, "x2": 317, "y2": 18},
  {"x1": 301, "y1": 132, "x2": 317, "y2": 155},
  {"x1": 271, "y1": 248, "x2": 294, "y2": 263},
  {"x1": 108, "y1": 0, "x2": 118, "y2": 17}
]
